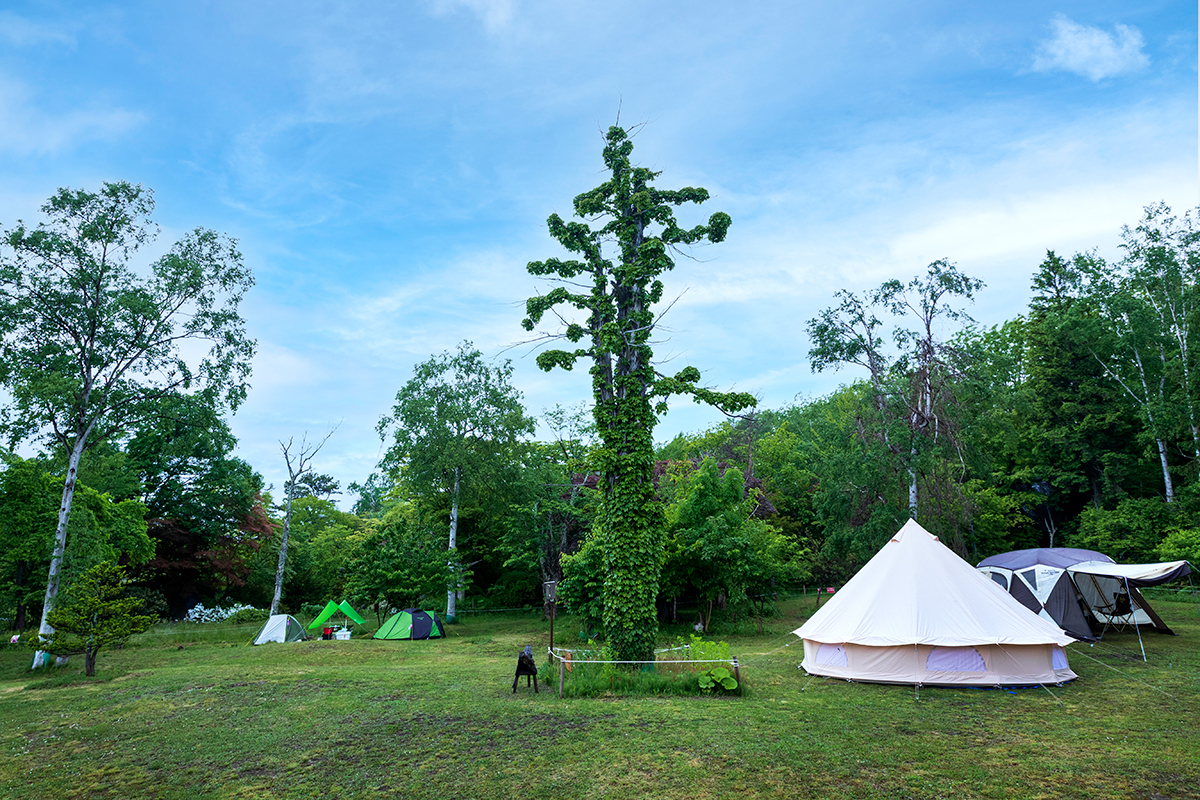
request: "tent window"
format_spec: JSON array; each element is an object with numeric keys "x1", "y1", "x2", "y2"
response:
[
  {"x1": 1051, "y1": 647, "x2": 1069, "y2": 670},
  {"x1": 1020, "y1": 569, "x2": 1038, "y2": 590},
  {"x1": 815, "y1": 643, "x2": 848, "y2": 667},
  {"x1": 926, "y1": 647, "x2": 986, "y2": 672},
  {"x1": 990, "y1": 572, "x2": 1008, "y2": 591}
]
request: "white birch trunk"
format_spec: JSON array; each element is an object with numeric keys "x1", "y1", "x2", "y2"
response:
[
  {"x1": 1136, "y1": 350, "x2": 1175, "y2": 503},
  {"x1": 446, "y1": 467, "x2": 460, "y2": 621},
  {"x1": 32, "y1": 432, "x2": 90, "y2": 669},
  {"x1": 270, "y1": 490, "x2": 294, "y2": 616}
]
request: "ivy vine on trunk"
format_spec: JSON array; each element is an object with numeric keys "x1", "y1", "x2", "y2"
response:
[{"x1": 522, "y1": 125, "x2": 755, "y2": 661}]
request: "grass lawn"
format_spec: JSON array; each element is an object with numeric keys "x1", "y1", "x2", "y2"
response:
[{"x1": 1, "y1": 596, "x2": 1197, "y2": 799}]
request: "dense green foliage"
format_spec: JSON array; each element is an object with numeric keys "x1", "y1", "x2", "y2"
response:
[
  {"x1": 0, "y1": 456, "x2": 152, "y2": 629},
  {"x1": 2, "y1": 172, "x2": 1197, "y2": 654}
]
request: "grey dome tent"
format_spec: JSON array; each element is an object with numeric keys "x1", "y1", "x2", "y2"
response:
[
  {"x1": 373, "y1": 609, "x2": 445, "y2": 640},
  {"x1": 976, "y1": 548, "x2": 1191, "y2": 642},
  {"x1": 253, "y1": 614, "x2": 306, "y2": 645}
]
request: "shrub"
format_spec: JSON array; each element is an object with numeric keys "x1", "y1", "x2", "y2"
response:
[
  {"x1": 183, "y1": 602, "x2": 257, "y2": 624},
  {"x1": 126, "y1": 587, "x2": 170, "y2": 620},
  {"x1": 545, "y1": 634, "x2": 741, "y2": 697},
  {"x1": 224, "y1": 607, "x2": 270, "y2": 626}
]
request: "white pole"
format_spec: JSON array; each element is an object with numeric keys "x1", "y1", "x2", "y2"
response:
[{"x1": 1128, "y1": 577, "x2": 1146, "y2": 662}]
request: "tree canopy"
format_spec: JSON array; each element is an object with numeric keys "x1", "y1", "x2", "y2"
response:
[
  {"x1": 0, "y1": 182, "x2": 254, "y2": 659},
  {"x1": 378, "y1": 341, "x2": 534, "y2": 620}
]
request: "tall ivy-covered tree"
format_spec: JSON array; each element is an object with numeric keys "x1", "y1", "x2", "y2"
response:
[
  {"x1": 377, "y1": 341, "x2": 534, "y2": 621},
  {"x1": 522, "y1": 126, "x2": 755, "y2": 661},
  {"x1": 0, "y1": 182, "x2": 255, "y2": 665}
]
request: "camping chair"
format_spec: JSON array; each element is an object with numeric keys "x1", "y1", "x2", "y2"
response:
[{"x1": 1098, "y1": 590, "x2": 1138, "y2": 637}]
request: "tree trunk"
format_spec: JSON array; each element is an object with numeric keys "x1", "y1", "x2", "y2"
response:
[
  {"x1": 270, "y1": 490, "x2": 294, "y2": 616},
  {"x1": 446, "y1": 467, "x2": 460, "y2": 621},
  {"x1": 33, "y1": 432, "x2": 89, "y2": 669},
  {"x1": 84, "y1": 648, "x2": 97, "y2": 677}
]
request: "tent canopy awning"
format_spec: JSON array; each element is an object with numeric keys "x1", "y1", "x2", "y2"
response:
[
  {"x1": 978, "y1": 548, "x2": 1112, "y2": 571},
  {"x1": 337, "y1": 600, "x2": 366, "y2": 625},
  {"x1": 1067, "y1": 560, "x2": 1191, "y2": 587},
  {"x1": 307, "y1": 600, "x2": 341, "y2": 629}
]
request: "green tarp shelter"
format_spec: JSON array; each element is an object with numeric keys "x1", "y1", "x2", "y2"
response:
[
  {"x1": 307, "y1": 599, "x2": 367, "y2": 630},
  {"x1": 373, "y1": 609, "x2": 445, "y2": 640}
]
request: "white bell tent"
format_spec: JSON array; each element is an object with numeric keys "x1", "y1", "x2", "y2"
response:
[{"x1": 794, "y1": 520, "x2": 1077, "y2": 687}]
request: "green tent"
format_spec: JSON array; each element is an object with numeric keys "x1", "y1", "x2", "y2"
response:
[
  {"x1": 307, "y1": 599, "x2": 367, "y2": 630},
  {"x1": 373, "y1": 609, "x2": 446, "y2": 640}
]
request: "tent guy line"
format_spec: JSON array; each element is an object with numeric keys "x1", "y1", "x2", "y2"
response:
[{"x1": 1062, "y1": 648, "x2": 1177, "y2": 700}]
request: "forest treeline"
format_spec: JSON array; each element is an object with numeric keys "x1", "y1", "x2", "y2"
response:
[{"x1": 3, "y1": 201, "x2": 1199, "y2": 633}]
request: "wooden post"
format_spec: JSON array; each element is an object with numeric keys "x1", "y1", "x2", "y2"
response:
[
  {"x1": 732, "y1": 657, "x2": 740, "y2": 686},
  {"x1": 558, "y1": 656, "x2": 565, "y2": 698}
]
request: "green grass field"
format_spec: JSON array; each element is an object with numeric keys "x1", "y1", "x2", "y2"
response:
[{"x1": 1, "y1": 597, "x2": 1197, "y2": 799}]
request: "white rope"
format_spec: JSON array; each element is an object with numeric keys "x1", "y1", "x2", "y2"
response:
[{"x1": 547, "y1": 650, "x2": 736, "y2": 666}]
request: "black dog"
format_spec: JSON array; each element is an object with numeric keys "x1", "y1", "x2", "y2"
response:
[{"x1": 513, "y1": 645, "x2": 538, "y2": 693}]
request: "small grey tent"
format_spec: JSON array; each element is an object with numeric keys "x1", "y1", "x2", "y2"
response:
[{"x1": 253, "y1": 614, "x2": 306, "y2": 644}]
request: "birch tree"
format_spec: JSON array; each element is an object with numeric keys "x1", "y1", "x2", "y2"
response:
[
  {"x1": 1119, "y1": 203, "x2": 1200, "y2": 479},
  {"x1": 807, "y1": 260, "x2": 982, "y2": 523},
  {"x1": 0, "y1": 182, "x2": 254, "y2": 668},
  {"x1": 272, "y1": 429, "x2": 335, "y2": 616},
  {"x1": 377, "y1": 342, "x2": 533, "y2": 621},
  {"x1": 1081, "y1": 253, "x2": 1178, "y2": 502}
]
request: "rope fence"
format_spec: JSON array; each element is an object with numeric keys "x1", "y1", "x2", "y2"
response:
[{"x1": 545, "y1": 644, "x2": 742, "y2": 698}]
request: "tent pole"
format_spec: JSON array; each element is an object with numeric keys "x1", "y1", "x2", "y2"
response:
[
  {"x1": 1128, "y1": 577, "x2": 1146, "y2": 662},
  {"x1": 1189, "y1": 569, "x2": 1198, "y2": 619}
]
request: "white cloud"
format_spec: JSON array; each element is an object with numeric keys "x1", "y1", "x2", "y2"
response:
[
  {"x1": 422, "y1": 0, "x2": 516, "y2": 32},
  {"x1": 1032, "y1": 15, "x2": 1149, "y2": 81},
  {"x1": 0, "y1": 74, "x2": 143, "y2": 156},
  {"x1": 0, "y1": 12, "x2": 75, "y2": 47}
]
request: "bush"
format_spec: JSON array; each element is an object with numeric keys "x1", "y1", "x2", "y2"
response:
[
  {"x1": 224, "y1": 607, "x2": 270, "y2": 626},
  {"x1": 183, "y1": 602, "x2": 257, "y2": 624},
  {"x1": 126, "y1": 587, "x2": 170, "y2": 620}
]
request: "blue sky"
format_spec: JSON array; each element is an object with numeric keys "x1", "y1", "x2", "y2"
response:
[{"x1": 0, "y1": 1, "x2": 1195, "y2": 505}]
